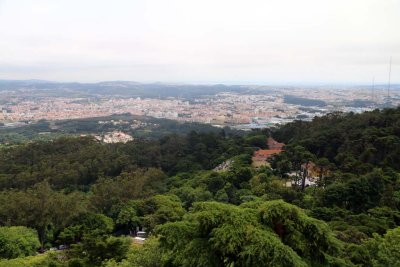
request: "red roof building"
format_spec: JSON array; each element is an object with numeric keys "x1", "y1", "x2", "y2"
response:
[
  {"x1": 253, "y1": 149, "x2": 283, "y2": 161},
  {"x1": 252, "y1": 137, "x2": 285, "y2": 168},
  {"x1": 267, "y1": 137, "x2": 285, "y2": 150}
]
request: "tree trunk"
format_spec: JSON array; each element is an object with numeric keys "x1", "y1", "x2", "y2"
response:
[
  {"x1": 301, "y1": 162, "x2": 309, "y2": 191},
  {"x1": 39, "y1": 227, "x2": 45, "y2": 253}
]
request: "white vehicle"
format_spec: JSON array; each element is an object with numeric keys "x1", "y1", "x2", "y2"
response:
[{"x1": 133, "y1": 231, "x2": 147, "y2": 244}]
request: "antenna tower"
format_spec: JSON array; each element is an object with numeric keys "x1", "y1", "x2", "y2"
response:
[{"x1": 387, "y1": 56, "x2": 392, "y2": 107}]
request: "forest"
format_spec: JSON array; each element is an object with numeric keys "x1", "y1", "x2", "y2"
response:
[
  {"x1": 0, "y1": 114, "x2": 241, "y2": 143},
  {"x1": 0, "y1": 107, "x2": 400, "y2": 266}
]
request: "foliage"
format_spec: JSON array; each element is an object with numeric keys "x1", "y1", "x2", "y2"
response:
[
  {"x1": 371, "y1": 227, "x2": 400, "y2": 266},
  {"x1": 104, "y1": 238, "x2": 166, "y2": 267},
  {"x1": 0, "y1": 114, "x2": 243, "y2": 143},
  {"x1": 0, "y1": 251, "x2": 62, "y2": 267},
  {"x1": 273, "y1": 108, "x2": 400, "y2": 174},
  {"x1": 90, "y1": 169, "x2": 167, "y2": 215},
  {"x1": 156, "y1": 200, "x2": 343, "y2": 267},
  {"x1": 0, "y1": 108, "x2": 400, "y2": 265},
  {"x1": 58, "y1": 213, "x2": 114, "y2": 245},
  {"x1": 68, "y1": 235, "x2": 131, "y2": 266},
  {"x1": 0, "y1": 182, "x2": 87, "y2": 250},
  {"x1": 0, "y1": 130, "x2": 248, "y2": 190},
  {"x1": 0, "y1": 226, "x2": 40, "y2": 259},
  {"x1": 258, "y1": 200, "x2": 342, "y2": 264}
]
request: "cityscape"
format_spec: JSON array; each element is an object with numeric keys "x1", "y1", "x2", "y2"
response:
[{"x1": 1, "y1": 81, "x2": 398, "y2": 131}]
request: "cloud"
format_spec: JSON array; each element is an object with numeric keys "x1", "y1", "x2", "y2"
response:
[{"x1": 0, "y1": 0, "x2": 399, "y2": 83}]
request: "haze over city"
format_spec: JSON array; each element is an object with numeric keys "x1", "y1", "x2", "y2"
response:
[
  {"x1": 2, "y1": 1, "x2": 400, "y2": 266},
  {"x1": 0, "y1": 0, "x2": 399, "y2": 84}
]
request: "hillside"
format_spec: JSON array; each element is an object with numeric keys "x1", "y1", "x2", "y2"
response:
[
  {"x1": 0, "y1": 113, "x2": 242, "y2": 144},
  {"x1": 0, "y1": 108, "x2": 399, "y2": 266},
  {"x1": 0, "y1": 80, "x2": 248, "y2": 99}
]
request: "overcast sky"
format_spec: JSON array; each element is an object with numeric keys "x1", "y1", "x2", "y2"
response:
[{"x1": 0, "y1": 0, "x2": 399, "y2": 84}]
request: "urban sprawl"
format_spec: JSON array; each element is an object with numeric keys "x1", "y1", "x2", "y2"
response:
[{"x1": 1, "y1": 85, "x2": 398, "y2": 130}]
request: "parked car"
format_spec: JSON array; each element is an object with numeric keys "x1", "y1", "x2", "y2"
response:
[{"x1": 133, "y1": 231, "x2": 147, "y2": 244}]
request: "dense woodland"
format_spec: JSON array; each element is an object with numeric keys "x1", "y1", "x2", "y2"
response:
[
  {"x1": 0, "y1": 108, "x2": 400, "y2": 266},
  {"x1": 0, "y1": 113, "x2": 241, "y2": 143}
]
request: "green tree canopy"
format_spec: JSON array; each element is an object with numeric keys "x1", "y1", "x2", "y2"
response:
[
  {"x1": 0, "y1": 226, "x2": 40, "y2": 259},
  {"x1": 156, "y1": 200, "x2": 344, "y2": 267}
]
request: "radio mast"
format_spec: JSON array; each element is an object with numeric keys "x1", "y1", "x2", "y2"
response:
[
  {"x1": 387, "y1": 56, "x2": 392, "y2": 108},
  {"x1": 371, "y1": 76, "x2": 375, "y2": 104}
]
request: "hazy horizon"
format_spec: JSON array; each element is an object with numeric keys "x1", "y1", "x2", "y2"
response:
[
  {"x1": 1, "y1": 78, "x2": 399, "y2": 87},
  {"x1": 0, "y1": 0, "x2": 399, "y2": 84}
]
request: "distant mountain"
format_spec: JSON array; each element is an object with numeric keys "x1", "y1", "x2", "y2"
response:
[
  {"x1": 0, "y1": 79, "x2": 52, "y2": 83},
  {"x1": 0, "y1": 80, "x2": 249, "y2": 99}
]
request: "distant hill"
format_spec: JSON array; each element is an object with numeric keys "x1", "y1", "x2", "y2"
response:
[
  {"x1": 0, "y1": 113, "x2": 243, "y2": 143},
  {"x1": 0, "y1": 80, "x2": 249, "y2": 100}
]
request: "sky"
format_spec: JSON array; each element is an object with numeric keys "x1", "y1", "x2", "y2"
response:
[{"x1": 0, "y1": 0, "x2": 399, "y2": 84}]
